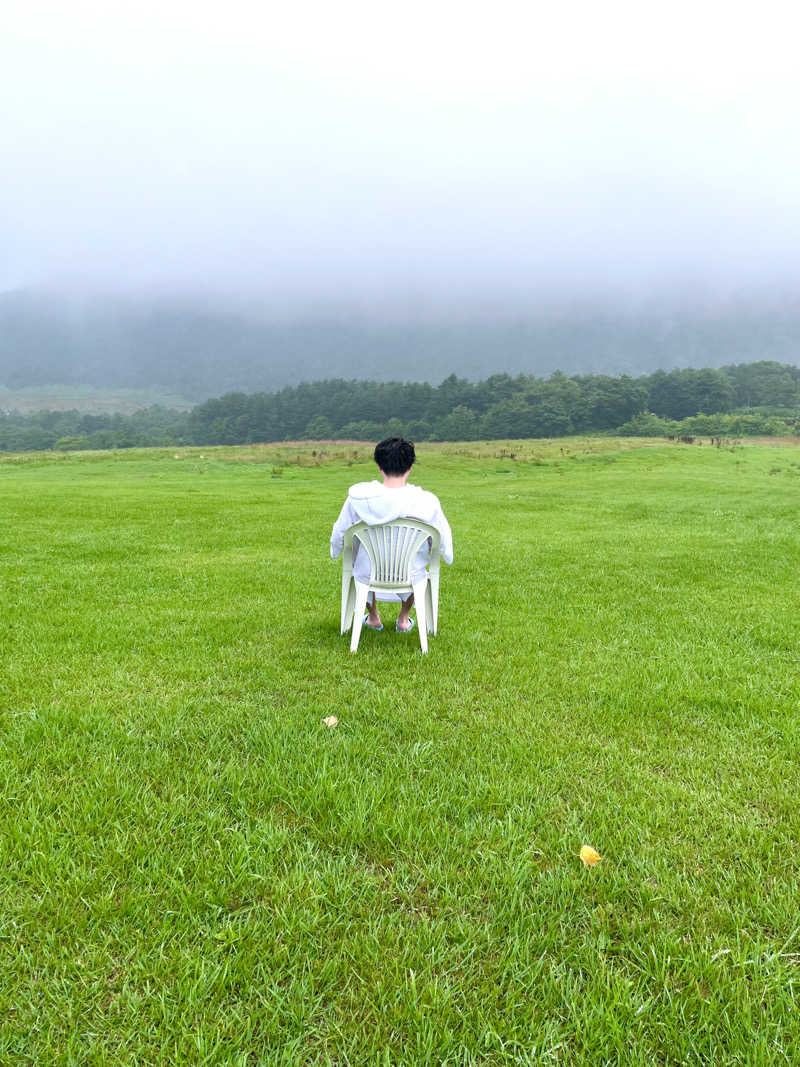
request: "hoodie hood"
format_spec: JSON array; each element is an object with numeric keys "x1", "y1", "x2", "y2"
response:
[{"x1": 346, "y1": 480, "x2": 427, "y2": 525}]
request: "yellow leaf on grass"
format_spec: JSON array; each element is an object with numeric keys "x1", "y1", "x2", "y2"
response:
[
  {"x1": 322, "y1": 715, "x2": 339, "y2": 728},
  {"x1": 580, "y1": 845, "x2": 602, "y2": 867}
]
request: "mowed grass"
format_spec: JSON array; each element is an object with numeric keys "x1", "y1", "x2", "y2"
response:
[{"x1": 1, "y1": 439, "x2": 799, "y2": 1065}]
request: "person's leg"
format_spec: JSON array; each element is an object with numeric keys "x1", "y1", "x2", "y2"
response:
[
  {"x1": 365, "y1": 593, "x2": 383, "y2": 629},
  {"x1": 397, "y1": 593, "x2": 414, "y2": 631}
]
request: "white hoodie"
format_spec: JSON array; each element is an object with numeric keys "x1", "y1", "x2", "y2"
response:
[{"x1": 330, "y1": 480, "x2": 453, "y2": 599}]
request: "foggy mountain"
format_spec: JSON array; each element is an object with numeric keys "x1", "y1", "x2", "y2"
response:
[
  {"x1": 6, "y1": 5, "x2": 800, "y2": 408},
  {"x1": 2, "y1": 291, "x2": 799, "y2": 403}
]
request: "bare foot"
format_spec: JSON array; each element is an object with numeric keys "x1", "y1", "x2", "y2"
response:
[{"x1": 396, "y1": 593, "x2": 414, "y2": 632}]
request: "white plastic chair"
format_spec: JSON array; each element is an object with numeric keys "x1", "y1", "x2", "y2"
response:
[{"x1": 340, "y1": 519, "x2": 441, "y2": 653}]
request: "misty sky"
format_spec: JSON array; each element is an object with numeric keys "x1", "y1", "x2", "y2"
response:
[{"x1": 4, "y1": 1, "x2": 800, "y2": 308}]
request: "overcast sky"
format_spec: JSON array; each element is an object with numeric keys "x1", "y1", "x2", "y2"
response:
[{"x1": 3, "y1": 0, "x2": 800, "y2": 309}]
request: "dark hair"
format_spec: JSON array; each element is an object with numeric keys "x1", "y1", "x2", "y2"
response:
[{"x1": 374, "y1": 437, "x2": 415, "y2": 476}]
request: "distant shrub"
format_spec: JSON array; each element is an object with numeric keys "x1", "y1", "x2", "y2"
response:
[
  {"x1": 682, "y1": 413, "x2": 792, "y2": 437},
  {"x1": 618, "y1": 410, "x2": 796, "y2": 438},
  {"x1": 616, "y1": 412, "x2": 679, "y2": 436},
  {"x1": 301, "y1": 415, "x2": 333, "y2": 439},
  {"x1": 55, "y1": 435, "x2": 92, "y2": 451}
]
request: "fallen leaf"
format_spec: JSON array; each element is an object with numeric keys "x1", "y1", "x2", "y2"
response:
[
  {"x1": 580, "y1": 845, "x2": 602, "y2": 867},
  {"x1": 322, "y1": 715, "x2": 339, "y2": 728}
]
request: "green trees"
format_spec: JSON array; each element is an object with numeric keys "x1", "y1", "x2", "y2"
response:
[
  {"x1": 302, "y1": 415, "x2": 333, "y2": 440},
  {"x1": 433, "y1": 406, "x2": 480, "y2": 441},
  {"x1": 644, "y1": 367, "x2": 735, "y2": 420},
  {"x1": 1, "y1": 360, "x2": 798, "y2": 451},
  {"x1": 726, "y1": 360, "x2": 800, "y2": 408},
  {"x1": 0, "y1": 406, "x2": 190, "y2": 452}
]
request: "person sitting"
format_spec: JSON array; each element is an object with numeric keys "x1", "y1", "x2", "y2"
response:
[{"x1": 330, "y1": 437, "x2": 454, "y2": 632}]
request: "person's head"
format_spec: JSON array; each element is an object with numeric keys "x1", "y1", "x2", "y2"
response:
[{"x1": 374, "y1": 436, "x2": 415, "y2": 477}]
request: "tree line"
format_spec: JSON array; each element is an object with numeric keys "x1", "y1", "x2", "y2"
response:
[{"x1": 1, "y1": 361, "x2": 798, "y2": 452}]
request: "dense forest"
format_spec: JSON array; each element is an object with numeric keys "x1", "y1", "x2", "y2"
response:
[
  {"x1": 1, "y1": 362, "x2": 798, "y2": 452},
  {"x1": 3, "y1": 291, "x2": 800, "y2": 399}
]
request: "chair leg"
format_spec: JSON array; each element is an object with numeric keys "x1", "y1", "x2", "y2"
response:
[
  {"x1": 341, "y1": 575, "x2": 356, "y2": 634},
  {"x1": 412, "y1": 579, "x2": 428, "y2": 653},
  {"x1": 349, "y1": 582, "x2": 371, "y2": 652},
  {"x1": 424, "y1": 581, "x2": 434, "y2": 634},
  {"x1": 429, "y1": 570, "x2": 439, "y2": 635}
]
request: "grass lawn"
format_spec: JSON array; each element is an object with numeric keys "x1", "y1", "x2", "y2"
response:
[{"x1": 1, "y1": 438, "x2": 799, "y2": 1064}]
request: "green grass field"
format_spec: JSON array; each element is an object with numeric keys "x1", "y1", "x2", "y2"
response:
[{"x1": 2, "y1": 439, "x2": 799, "y2": 1064}]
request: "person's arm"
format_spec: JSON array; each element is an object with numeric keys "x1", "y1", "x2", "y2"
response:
[
  {"x1": 330, "y1": 497, "x2": 356, "y2": 559},
  {"x1": 433, "y1": 504, "x2": 454, "y2": 565}
]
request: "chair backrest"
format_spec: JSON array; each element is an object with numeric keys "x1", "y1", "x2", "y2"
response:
[{"x1": 344, "y1": 519, "x2": 440, "y2": 589}]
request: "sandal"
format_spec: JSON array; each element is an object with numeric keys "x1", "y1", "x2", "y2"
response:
[
  {"x1": 363, "y1": 615, "x2": 384, "y2": 631},
  {"x1": 395, "y1": 617, "x2": 416, "y2": 633}
]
